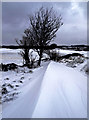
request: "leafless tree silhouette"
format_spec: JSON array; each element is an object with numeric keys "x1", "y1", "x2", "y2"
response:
[{"x1": 16, "y1": 7, "x2": 63, "y2": 67}]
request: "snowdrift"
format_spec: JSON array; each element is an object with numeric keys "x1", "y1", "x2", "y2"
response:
[
  {"x1": 32, "y1": 61, "x2": 87, "y2": 118},
  {"x1": 2, "y1": 61, "x2": 87, "y2": 118}
]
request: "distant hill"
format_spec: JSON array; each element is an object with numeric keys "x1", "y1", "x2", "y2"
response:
[{"x1": 0, "y1": 45, "x2": 89, "y2": 51}]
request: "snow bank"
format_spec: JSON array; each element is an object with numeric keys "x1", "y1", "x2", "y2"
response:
[
  {"x1": 32, "y1": 62, "x2": 87, "y2": 118},
  {"x1": 2, "y1": 61, "x2": 87, "y2": 118},
  {"x1": 2, "y1": 62, "x2": 49, "y2": 118}
]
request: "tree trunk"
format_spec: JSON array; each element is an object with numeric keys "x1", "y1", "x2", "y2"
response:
[
  {"x1": 38, "y1": 49, "x2": 43, "y2": 66},
  {"x1": 25, "y1": 57, "x2": 30, "y2": 66},
  {"x1": 24, "y1": 49, "x2": 30, "y2": 67}
]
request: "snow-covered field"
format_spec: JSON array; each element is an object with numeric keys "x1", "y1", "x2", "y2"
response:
[
  {"x1": 0, "y1": 48, "x2": 88, "y2": 118},
  {"x1": 0, "y1": 49, "x2": 23, "y2": 65}
]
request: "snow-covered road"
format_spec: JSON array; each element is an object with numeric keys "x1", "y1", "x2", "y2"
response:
[
  {"x1": 2, "y1": 61, "x2": 87, "y2": 118},
  {"x1": 32, "y1": 62, "x2": 87, "y2": 118},
  {"x1": 2, "y1": 62, "x2": 49, "y2": 118}
]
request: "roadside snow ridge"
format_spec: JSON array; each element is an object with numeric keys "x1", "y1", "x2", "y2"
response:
[{"x1": 32, "y1": 61, "x2": 87, "y2": 118}]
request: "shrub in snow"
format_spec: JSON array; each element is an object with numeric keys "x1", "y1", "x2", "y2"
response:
[
  {"x1": 7, "y1": 84, "x2": 14, "y2": 88},
  {"x1": 81, "y1": 61, "x2": 89, "y2": 75},
  {"x1": 20, "y1": 77, "x2": 24, "y2": 80},
  {"x1": 19, "y1": 80, "x2": 23, "y2": 83},
  {"x1": 4, "y1": 78, "x2": 9, "y2": 80},
  {"x1": 3, "y1": 92, "x2": 19, "y2": 102},
  {"x1": 2, "y1": 87, "x2": 8, "y2": 95},
  {"x1": 15, "y1": 85, "x2": 19, "y2": 87},
  {"x1": 59, "y1": 53, "x2": 86, "y2": 68},
  {"x1": 65, "y1": 56, "x2": 85, "y2": 68},
  {"x1": 85, "y1": 66, "x2": 89, "y2": 74},
  {"x1": 1, "y1": 63, "x2": 18, "y2": 71},
  {"x1": 29, "y1": 70, "x2": 33, "y2": 73},
  {"x1": 48, "y1": 50, "x2": 60, "y2": 61}
]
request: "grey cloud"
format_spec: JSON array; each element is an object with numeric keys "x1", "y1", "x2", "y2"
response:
[{"x1": 2, "y1": 2, "x2": 87, "y2": 45}]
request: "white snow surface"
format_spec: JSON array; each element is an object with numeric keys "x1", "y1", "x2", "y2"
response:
[
  {"x1": 59, "y1": 49, "x2": 88, "y2": 57},
  {"x1": 0, "y1": 48, "x2": 88, "y2": 65},
  {"x1": 0, "y1": 48, "x2": 21, "y2": 53},
  {"x1": 2, "y1": 61, "x2": 87, "y2": 118}
]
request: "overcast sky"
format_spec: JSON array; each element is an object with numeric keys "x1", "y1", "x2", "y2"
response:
[{"x1": 2, "y1": 2, "x2": 87, "y2": 45}]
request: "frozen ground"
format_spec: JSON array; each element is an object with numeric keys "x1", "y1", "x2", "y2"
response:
[{"x1": 0, "y1": 48, "x2": 88, "y2": 118}]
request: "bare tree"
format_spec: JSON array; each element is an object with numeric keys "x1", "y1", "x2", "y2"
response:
[
  {"x1": 16, "y1": 7, "x2": 63, "y2": 67},
  {"x1": 29, "y1": 7, "x2": 63, "y2": 66},
  {"x1": 16, "y1": 28, "x2": 35, "y2": 67}
]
